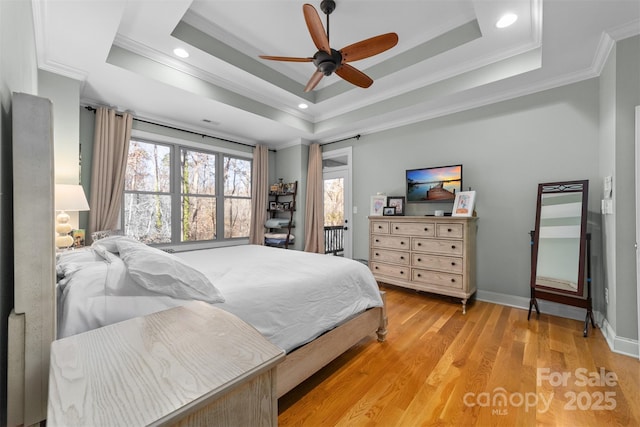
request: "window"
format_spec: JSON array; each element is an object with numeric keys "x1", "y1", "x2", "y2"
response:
[{"x1": 123, "y1": 138, "x2": 252, "y2": 245}]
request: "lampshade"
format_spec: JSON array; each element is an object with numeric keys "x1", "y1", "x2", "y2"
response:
[{"x1": 55, "y1": 184, "x2": 90, "y2": 212}]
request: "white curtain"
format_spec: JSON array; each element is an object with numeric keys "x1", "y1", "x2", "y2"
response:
[
  {"x1": 304, "y1": 144, "x2": 325, "y2": 253},
  {"x1": 249, "y1": 144, "x2": 269, "y2": 244},
  {"x1": 87, "y1": 107, "x2": 132, "y2": 243}
]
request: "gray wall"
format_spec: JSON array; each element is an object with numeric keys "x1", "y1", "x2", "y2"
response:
[
  {"x1": 327, "y1": 79, "x2": 600, "y2": 299},
  {"x1": 599, "y1": 35, "x2": 640, "y2": 341},
  {"x1": 0, "y1": 1, "x2": 39, "y2": 425}
]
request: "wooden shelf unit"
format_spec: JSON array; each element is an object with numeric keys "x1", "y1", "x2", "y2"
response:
[{"x1": 265, "y1": 180, "x2": 297, "y2": 249}]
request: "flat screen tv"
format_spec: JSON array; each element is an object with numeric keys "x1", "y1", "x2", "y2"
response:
[{"x1": 406, "y1": 164, "x2": 462, "y2": 202}]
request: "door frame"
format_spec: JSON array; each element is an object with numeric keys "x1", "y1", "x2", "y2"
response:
[
  {"x1": 635, "y1": 105, "x2": 640, "y2": 360},
  {"x1": 323, "y1": 147, "x2": 353, "y2": 258}
]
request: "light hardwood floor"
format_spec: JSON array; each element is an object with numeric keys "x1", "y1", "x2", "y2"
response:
[{"x1": 278, "y1": 284, "x2": 640, "y2": 426}]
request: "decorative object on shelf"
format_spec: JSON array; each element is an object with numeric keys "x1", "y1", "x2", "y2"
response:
[
  {"x1": 55, "y1": 184, "x2": 90, "y2": 249},
  {"x1": 370, "y1": 195, "x2": 387, "y2": 216},
  {"x1": 387, "y1": 196, "x2": 405, "y2": 216},
  {"x1": 452, "y1": 190, "x2": 476, "y2": 217},
  {"x1": 265, "y1": 181, "x2": 297, "y2": 248},
  {"x1": 382, "y1": 206, "x2": 395, "y2": 216}
]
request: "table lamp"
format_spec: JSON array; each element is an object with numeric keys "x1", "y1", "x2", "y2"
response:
[{"x1": 55, "y1": 184, "x2": 90, "y2": 249}]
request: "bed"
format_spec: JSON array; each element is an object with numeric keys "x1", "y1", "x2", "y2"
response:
[
  {"x1": 7, "y1": 94, "x2": 386, "y2": 426},
  {"x1": 56, "y1": 238, "x2": 387, "y2": 398}
]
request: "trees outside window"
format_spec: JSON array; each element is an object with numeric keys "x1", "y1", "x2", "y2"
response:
[{"x1": 123, "y1": 139, "x2": 251, "y2": 245}]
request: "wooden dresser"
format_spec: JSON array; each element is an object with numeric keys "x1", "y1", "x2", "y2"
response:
[
  {"x1": 47, "y1": 302, "x2": 285, "y2": 426},
  {"x1": 369, "y1": 216, "x2": 478, "y2": 313}
]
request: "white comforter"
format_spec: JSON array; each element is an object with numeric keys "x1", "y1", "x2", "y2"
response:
[{"x1": 57, "y1": 244, "x2": 383, "y2": 352}]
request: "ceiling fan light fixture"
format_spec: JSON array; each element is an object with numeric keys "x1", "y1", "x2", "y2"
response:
[
  {"x1": 298, "y1": 103, "x2": 309, "y2": 109},
  {"x1": 496, "y1": 13, "x2": 518, "y2": 29}
]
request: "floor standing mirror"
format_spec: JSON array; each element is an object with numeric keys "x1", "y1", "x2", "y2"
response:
[{"x1": 528, "y1": 180, "x2": 596, "y2": 336}]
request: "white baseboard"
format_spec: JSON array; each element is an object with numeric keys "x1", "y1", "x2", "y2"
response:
[{"x1": 476, "y1": 290, "x2": 639, "y2": 359}]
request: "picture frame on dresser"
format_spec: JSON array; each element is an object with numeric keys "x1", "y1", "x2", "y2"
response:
[
  {"x1": 382, "y1": 206, "x2": 396, "y2": 216},
  {"x1": 387, "y1": 196, "x2": 405, "y2": 215},
  {"x1": 452, "y1": 191, "x2": 476, "y2": 217},
  {"x1": 370, "y1": 195, "x2": 387, "y2": 215}
]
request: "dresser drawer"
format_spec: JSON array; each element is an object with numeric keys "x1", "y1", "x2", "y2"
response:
[
  {"x1": 436, "y1": 223, "x2": 463, "y2": 239},
  {"x1": 390, "y1": 221, "x2": 435, "y2": 237},
  {"x1": 370, "y1": 221, "x2": 390, "y2": 234},
  {"x1": 370, "y1": 262, "x2": 409, "y2": 279},
  {"x1": 412, "y1": 268, "x2": 463, "y2": 289},
  {"x1": 371, "y1": 234, "x2": 410, "y2": 250},
  {"x1": 371, "y1": 248, "x2": 410, "y2": 265},
  {"x1": 411, "y1": 253, "x2": 463, "y2": 273},
  {"x1": 412, "y1": 238, "x2": 463, "y2": 256}
]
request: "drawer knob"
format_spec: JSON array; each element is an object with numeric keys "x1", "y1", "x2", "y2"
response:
[
  {"x1": 375, "y1": 252, "x2": 379, "y2": 256},
  {"x1": 450, "y1": 278, "x2": 455, "y2": 283},
  {"x1": 400, "y1": 256, "x2": 405, "y2": 260},
  {"x1": 395, "y1": 226, "x2": 399, "y2": 230},
  {"x1": 448, "y1": 228, "x2": 452, "y2": 232},
  {"x1": 424, "y1": 227, "x2": 428, "y2": 231},
  {"x1": 451, "y1": 262, "x2": 456, "y2": 266},
  {"x1": 417, "y1": 273, "x2": 421, "y2": 277},
  {"x1": 417, "y1": 258, "x2": 422, "y2": 262},
  {"x1": 451, "y1": 245, "x2": 456, "y2": 249},
  {"x1": 375, "y1": 266, "x2": 379, "y2": 270},
  {"x1": 401, "y1": 241, "x2": 405, "y2": 245},
  {"x1": 375, "y1": 239, "x2": 380, "y2": 243},
  {"x1": 417, "y1": 242, "x2": 422, "y2": 246},
  {"x1": 378, "y1": 226, "x2": 382, "y2": 229}
]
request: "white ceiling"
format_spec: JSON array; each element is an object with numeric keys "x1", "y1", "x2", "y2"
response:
[{"x1": 33, "y1": 0, "x2": 639, "y2": 149}]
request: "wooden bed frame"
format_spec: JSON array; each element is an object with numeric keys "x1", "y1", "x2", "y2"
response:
[{"x1": 6, "y1": 93, "x2": 387, "y2": 425}]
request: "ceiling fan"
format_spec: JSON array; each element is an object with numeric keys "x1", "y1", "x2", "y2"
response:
[{"x1": 259, "y1": 0, "x2": 398, "y2": 92}]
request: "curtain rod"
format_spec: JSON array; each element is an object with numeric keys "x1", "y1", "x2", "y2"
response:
[
  {"x1": 83, "y1": 106, "x2": 274, "y2": 151},
  {"x1": 320, "y1": 134, "x2": 361, "y2": 146}
]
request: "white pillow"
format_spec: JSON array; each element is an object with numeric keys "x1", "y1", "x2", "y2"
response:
[
  {"x1": 91, "y1": 235, "x2": 139, "y2": 253},
  {"x1": 115, "y1": 239, "x2": 225, "y2": 304}
]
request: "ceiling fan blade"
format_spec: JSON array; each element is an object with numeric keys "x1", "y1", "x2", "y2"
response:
[
  {"x1": 304, "y1": 70, "x2": 324, "y2": 92},
  {"x1": 335, "y1": 64, "x2": 373, "y2": 88},
  {"x1": 259, "y1": 55, "x2": 313, "y2": 62},
  {"x1": 340, "y1": 33, "x2": 399, "y2": 63},
  {"x1": 303, "y1": 4, "x2": 330, "y2": 53}
]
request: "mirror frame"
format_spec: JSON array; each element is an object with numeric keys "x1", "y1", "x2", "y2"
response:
[{"x1": 530, "y1": 180, "x2": 589, "y2": 297}]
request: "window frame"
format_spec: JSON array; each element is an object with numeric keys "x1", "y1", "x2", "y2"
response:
[{"x1": 122, "y1": 129, "x2": 253, "y2": 250}]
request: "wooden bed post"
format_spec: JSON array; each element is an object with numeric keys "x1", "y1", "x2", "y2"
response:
[{"x1": 377, "y1": 290, "x2": 388, "y2": 341}]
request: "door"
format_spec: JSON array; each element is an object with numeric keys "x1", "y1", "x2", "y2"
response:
[{"x1": 323, "y1": 148, "x2": 352, "y2": 258}]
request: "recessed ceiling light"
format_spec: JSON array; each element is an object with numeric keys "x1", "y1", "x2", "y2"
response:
[
  {"x1": 298, "y1": 103, "x2": 309, "y2": 109},
  {"x1": 496, "y1": 13, "x2": 518, "y2": 29},
  {"x1": 173, "y1": 48, "x2": 189, "y2": 58}
]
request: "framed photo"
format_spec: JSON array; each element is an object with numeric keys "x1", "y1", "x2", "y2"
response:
[
  {"x1": 383, "y1": 206, "x2": 396, "y2": 216},
  {"x1": 282, "y1": 201, "x2": 291, "y2": 210},
  {"x1": 370, "y1": 195, "x2": 387, "y2": 216},
  {"x1": 72, "y1": 229, "x2": 85, "y2": 248},
  {"x1": 269, "y1": 201, "x2": 277, "y2": 210},
  {"x1": 452, "y1": 191, "x2": 476, "y2": 217},
  {"x1": 387, "y1": 196, "x2": 405, "y2": 216}
]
